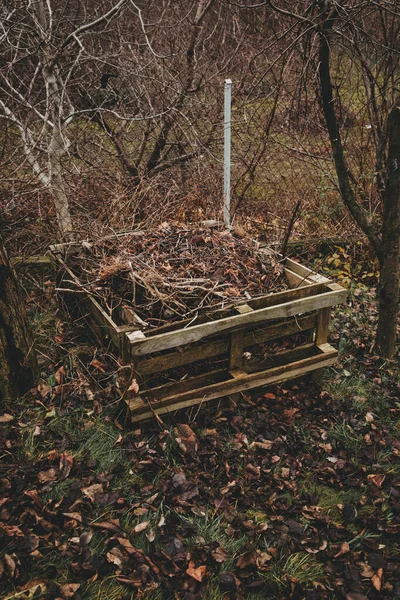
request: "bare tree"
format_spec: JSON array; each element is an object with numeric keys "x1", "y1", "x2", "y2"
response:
[{"x1": 241, "y1": 0, "x2": 400, "y2": 357}]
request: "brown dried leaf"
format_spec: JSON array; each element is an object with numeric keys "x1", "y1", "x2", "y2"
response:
[
  {"x1": 91, "y1": 520, "x2": 120, "y2": 532},
  {"x1": 211, "y1": 547, "x2": 229, "y2": 563},
  {"x1": 371, "y1": 568, "x2": 383, "y2": 591},
  {"x1": 3, "y1": 579, "x2": 47, "y2": 599},
  {"x1": 146, "y1": 528, "x2": 156, "y2": 542},
  {"x1": 79, "y1": 530, "x2": 93, "y2": 546},
  {"x1": 117, "y1": 537, "x2": 137, "y2": 554},
  {"x1": 368, "y1": 473, "x2": 385, "y2": 487},
  {"x1": 106, "y1": 547, "x2": 125, "y2": 568},
  {"x1": 82, "y1": 483, "x2": 104, "y2": 503},
  {"x1": 38, "y1": 468, "x2": 57, "y2": 483},
  {"x1": 250, "y1": 440, "x2": 273, "y2": 451},
  {"x1": 55, "y1": 366, "x2": 66, "y2": 384},
  {"x1": 174, "y1": 424, "x2": 198, "y2": 454},
  {"x1": 132, "y1": 521, "x2": 150, "y2": 535},
  {"x1": 59, "y1": 453, "x2": 73, "y2": 479},
  {"x1": 237, "y1": 550, "x2": 255, "y2": 569},
  {"x1": 90, "y1": 359, "x2": 106, "y2": 373},
  {"x1": 334, "y1": 542, "x2": 350, "y2": 558},
  {"x1": 128, "y1": 379, "x2": 140, "y2": 394},
  {"x1": 0, "y1": 414, "x2": 14, "y2": 424},
  {"x1": 62, "y1": 512, "x2": 82, "y2": 522},
  {"x1": 60, "y1": 583, "x2": 80, "y2": 598},
  {"x1": 186, "y1": 561, "x2": 207, "y2": 582},
  {"x1": 37, "y1": 383, "x2": 51, "y2": 399},
  {"x1": 3, "y1": 554, "x2": 17, "y2": 578}
]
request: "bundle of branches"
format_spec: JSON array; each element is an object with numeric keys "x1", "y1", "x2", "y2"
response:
[{"x1": 71, "y1": 222, "x2": 286, "y2": 328}]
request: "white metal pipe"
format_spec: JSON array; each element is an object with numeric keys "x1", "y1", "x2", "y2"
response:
[{"x1": 223, "y1": 79, "x2": 232, "y2": 228}]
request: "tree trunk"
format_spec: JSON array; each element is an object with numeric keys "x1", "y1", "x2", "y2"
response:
[
  {"x1": 318, "y1": 15, "x2": 383, "y2": 261},
  {"x1": 376, "y1": 106, "x2": 400, "y2": 358},
  {"x1": 0, "y1": 240, "x2": 37, "y2": 403}
]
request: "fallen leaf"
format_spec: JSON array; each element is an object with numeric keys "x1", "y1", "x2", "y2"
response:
[
  {"x1": 186, "y1": 561, "x2": 207, "y2": 582},
  {"x1": 174, "y1": 424, "x2": 198, "y2": 454},
  {"x1": 82, "y1": 483, "x2": 104, "y2": 503},
  {"x1": 90, "y1": 358, "x2": 106, "y2": 372},
  {"x1": 3, "y1": 554, "x2": 17, "y2": 578},
  {"x1": 146, "y1": 528, "x2": 156, "y2": 542},
  {"x1": 128, "y1": 379, "x2": 139, "y2": 394},
  {"x1": 117, "y1": 537, "x2": 137, "y2": 554},
  {"x1": 237, "y1": 550, "x2": 255, "y2": 569},
  {"x1": 133, "y1": 521, "x2": 150, "y2": 535},
  {"x1": 59, "y1": 453, "x2": 73, "y2": 479},
  {"x1": 371, "y1": 568, "x2": 383, "y2": 591},
  {"x1": 250, "y1": 440, "x2": 273, "y2": 451},
  {"x1": 368, "y1": 473, "x2": 385, "y2": 487},
  {"x1": 55, "y1": 366, "x2": 66, "y2": 384},
  {"x1": 0, "y1": 414, "x2": 14, "y2": 424},
  {"x1": 38, "y1": 468, "x2": 57, "y2": 483},
  {"x1": 91, "y1": 520, "x2": 120, "y2": 532},
  {"x1": 334, "y1": 542, "x2": 350, "y2": 558},
  {"x1": 80, "y1": 530, "x2": 93, "y2": 546},
  {"x1": 60, "y1": 583, "x2": 80, "y2": 598},
  {"x1": 3, "y1": 580, "x2": 47, "y2": 599},
  {"x1": 304, "y1": 540, "x2": 328, "y2": 553},
  {"x1": 63, "y1": 512, "x2": 82, "y2": 523},
  {"x1": 37, "y1": 383, "x2": 51, "y2": 399},
  {"x1": 211, "y1": 547, "x2": 229, "y2": 563},
  {"x1": 107, "y1": 547, "x2": 125, "y2": 568}
]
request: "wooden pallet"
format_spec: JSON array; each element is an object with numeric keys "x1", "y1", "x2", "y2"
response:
[{"x1": 49, "y1": 236, "x2": 347, "y2": 424}]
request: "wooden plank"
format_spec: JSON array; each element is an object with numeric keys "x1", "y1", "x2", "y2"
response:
[
  {"x1": 129, "y1": 288, "x2": 347, "y2": 357},
  {"x1": 11, "y1": 255, "x2": 55, "y2": 269},
  {"x1": 131, "y1": 344, "x2": 336, "y2": 415},
  {"x1": 316, "y1": 307, "x2": 331, "y2": 345},
  {"x1": 235, "y1": 304, "x2": 254, "y2": 314},
  {"x1": 135, "y1": 313, "x2": 317, "y2": 375},
  {"x1": 130, "y1": 370, "x2": 229, "y2": 408},
  {"x1": 229, "y1": 330, "x2": 244, "y2": 371},
  {"x1": 127, "y1": 344, "x2": 338, "y2": 422},
  {"x1": 52, "y1": 252, "x2": 124, "y2": 351},
  {"x1": 284, "y1": 267, "x2": 313, "y2": 288},
  {"x1": 142, "y1": 282, "x2": 324, "y2": 338},
  {"x1": 285, "y1": 258, "x2": 331, "y2": 284},
  {"x1": 244, "y1": 342, "x2": 315, "y2": 373}
]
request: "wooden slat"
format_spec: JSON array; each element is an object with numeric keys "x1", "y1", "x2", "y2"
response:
[
  {"x1": 52, "y1": 252, "x2": 123, "y2": 351},
  {"x1": 285, "y1": 258, "x2": 331, "y2": 284},
  {"x1": 229, "y1": 330, "x2": 245, "y2": 371},
  {"x1": 316, "y1": 307, "x2": 332, "y2": 345},
  {"x1": 134, "y1": 313, "x2": 317, "y2": 375},
  {"x1": 130, "y1": 369, "x2": 229, "y2": 408},
  {"x1": 127, "y1": 344, "x2": 338, "y2": 422},
  {"x1": 131, "y1": 344, "x2": 336, "y2": 415},
  {"x1": 235, "y1": 304, "x2": 254, "y2": 314},
  {"x1": 284, "y1": 267, "x2": 313, "y2": 288},
  {"x1": 129, "y1": 287, "x2": 346, "y2": 357},
  {"x1": 11, "y1": 255, "x2": 55, "y2": 269},
  {"x1": 141, "y1": 282, "x2": 324, "y2": 338},
  {"x1": 245, "y1": 342, "x2": 315, "y2": 373}
]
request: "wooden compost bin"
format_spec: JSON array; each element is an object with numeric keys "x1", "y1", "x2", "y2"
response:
[{"x1": 49, "y1": 236, "x2": 347, "y2": 424}]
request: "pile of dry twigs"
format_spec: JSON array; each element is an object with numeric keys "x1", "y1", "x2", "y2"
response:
[{"x1": 70, "y1": 222, "x2": 286, "y2": 327}]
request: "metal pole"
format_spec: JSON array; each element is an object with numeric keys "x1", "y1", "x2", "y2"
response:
[{"x1": 223, "y1": 79, "x2": 232, "y2": 228}]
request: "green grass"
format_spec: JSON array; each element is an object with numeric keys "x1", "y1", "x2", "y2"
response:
[
  {"x1": 265, "y1": 552, "x2": 326, "y2": 590},
  {"x1": 329, "y1": 420, "x2": 364, "y2": 457}
]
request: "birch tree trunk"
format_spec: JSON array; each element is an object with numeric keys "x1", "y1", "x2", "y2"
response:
[{"x1": 0, "y1": 240, "x2": 37, "y2": 403}]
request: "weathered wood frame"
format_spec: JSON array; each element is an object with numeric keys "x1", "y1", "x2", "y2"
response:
[{"x1": 49, "y1": 239, "x2": 347, "y2": 423}]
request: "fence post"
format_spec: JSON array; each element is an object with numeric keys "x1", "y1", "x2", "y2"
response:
[{"x1": 224, "y1": 79, "x2": 232, "y2": 228}]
